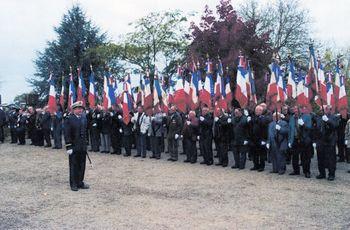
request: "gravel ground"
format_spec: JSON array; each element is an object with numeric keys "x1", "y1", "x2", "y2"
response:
[{"x1": 0, "y1": 141, "x2": 350, "y2": 230}]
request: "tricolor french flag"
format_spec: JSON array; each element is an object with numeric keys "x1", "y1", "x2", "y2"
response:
[
  {"x1": 122, "y1": 91, "x2": 131, "y2": 125},
  {"x1": 59, "y1": 75, "x2": 65, "y2": 109},
  {"x1": 143, "y1": 70, "x2": 153, "y2": 114},
  {"x1": 88, "y1": 69, "x2": 96, "y2": 109},
  {"x1": 189, "y1": 61, "x2": 199, "y2": 110},
  {"x1": 102, "y1": 72, "x2": 110, "y2": 110},
  {"x1": 200, "y1": 59, "x2": 214, "y2": 109},
  {"x1": 47, "y1": 73, "x2": 57, "y2": 114},
  {"x1": 77, "y1": 68, "x2": 86, "y2": 106},
  {"x1": 296, "y1": 71, "x2": 307, "y2": 107},
  {"x1": 247, "y1": 62, "x2": 257, "y2": 105},
  {"x1": 68, "y1": 71, "x2": 76, "y2": 110},
  {"x1": 317, "y1": 59, "x2": 327, "y2": 105},
  {"x1": 325, "y1": 72, "x2": 335, "y2": 109},
  {"x1": 235, "y1": 55, "x2": 248, "y2": 108},
  {"x1": 287, "y1": 59, "x2": 297, "y2": 99},
  {"x1": 173, "y1": 65, "x2": 186, "y2": 112}
]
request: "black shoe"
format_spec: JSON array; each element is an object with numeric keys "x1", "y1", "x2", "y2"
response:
[
  {"x1": 123, "y1": 154, "x2": 129, "y2": 157},
  {"x1": 71, "y1": 186, "x2": 78, "y2": 191},
  {"x1": 200, "y1": 161, "x2": 207, "y2": 165},
  {"x1": 134, "y1": 155, "x2": 141, "y2": 158},
  {"x1": 78, "y1": 183, "x2": 90, "y2": 189},
  {"x1": 150, "y1": 156, "x2": 156, "y2": 159},
  {"x1": 231, "y1": 165, "x2": 238, "y2": 169},
  {"x1": 207, "y1": 162, "x2": 213, "y2": 166},
  {"x1": 167, "y1": 158, "x2": 177, "y2": 162},
  {"x1": 215, "y1": 163, "x2": 222, "y2": 166},
  {"x1": 258, "y1": 168, "x2": 264, "y2": 172},
  {"x1": 278, "y1": 171, "x2": 285, "y2": 175},
  {"x1": 305, "y1": 173, "x2": 311, "y2": 178},
  {"x1": 250, "y1": 167, "x2": 258, "y2": 171},
  {"x1": 156, "y1": 157, "x2": 161, "y2": 160},
  {"x1": 190, "y1": 161, "x2": 197, "y2": 164},
  {"x1": 348, "y1": 170, "x2": 350, "y2": 173},
  {"x1": 289, "y1": 172, "x2": 300, "y2": 176},
  {"x1": 238, "y1": 167, "x2": 245, "y2": 170},
  {"x1": 141, "y1": 155, "x2": 146, "y2": 158},
  {"x1": 184, "y1": 159, "x2": 190, "y2": 163},
  {"x1": 316, "y1": 175, "x2": 326, "y2": 179},
  {"x1": 327, "y1": 176, "x2": 335, "y2": 181},
  {"x1": 222, "y1": 164, "x2": 228, "y2": 167}
]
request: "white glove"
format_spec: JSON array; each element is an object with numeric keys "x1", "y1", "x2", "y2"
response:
[
  {"x1": 227, "y1": 118, "x2": 232, "y2": 123},
  {"x1": 244, "y1": 109, "x2": 249, "y2": 116},
  {"x1": 175, "y1": 134, "x2": 179, "y2": 139},
  {"x1": 345, "y1": 140, "x2": 348, "y2": 145},
  {"x1": 97, "y1": 114, "x2": 101, "y2": 118},
  {"x1": 180, "y1": 135, "x2": 183, "y2": 139},
  {"x1": 66, "y1": 149, "x2": 73, "y2": 155},
  {"x1": 151, "y1": 116, "x2": 155, "y2": 121},
  {"x1": 110, "y1": 112, "x2": 113, "y2": 116},
  {"x1": 322, "y1": 115, "x2": 328, "y2": 122},
  {"x1": 199, "y1": 116, "x2": 205, "y2": 121},
  {"x1": 162, "y1": 113, "x2": 167, "y2": 117},
  {"x1": 261, "y1": 141, "x2": 266, "y2": 146},
  {"x1": 214, "y1": 117, "x2": 219, "y2": 122},
  {"x1": 280, "y1": 114, "x2": 285, "y2": 119},
  {"x1": 266, "y1": 143, "x2": 270, "y2": 149},
  {"x1": 298, "y1": 118, "x2": 304, "y2": 126},
  {"x1": 86, "y1": 110, "x2": 89, "y2": 114},
  {"x1": 148, "y1": 133, "x2": 151, "y2": 137},
  {"x1": 197, "y1": 136, "x2": 200, "y2": 140},
  {"x1": 118, "y1": 115, "x2": 122, "y2": 120},
  {"x1": 92, "y1": 123, "x2": 97, "y2": 127},
  {"x1": 243, "y1": 140, "x2": 248, "y2": 145},
  {"x1": 288, "y1": 143, "x2": 292, "y2": 148},
  {"x1": 186, "y1": 120, "x2": 191, "y2": 125},
  {"x1": 276, "y1": 124, "x2": 281, "y2": 130},
  {"x1": 119, "y1": 128, "x2": 123, "y2": 133},
  {"x1": 247, "y1": 116, "x2": 251, "y2": 122},
  {"x1": 312, "y1": 143, "x2": 316, "y2": 148}
]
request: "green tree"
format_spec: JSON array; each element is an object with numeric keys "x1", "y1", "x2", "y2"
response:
[
  {"x1": 239, "y1": 0, "x2": 311, "y2": 62},
  {"x1": 29, "y1": 5, "x2": 107, "y2": 104}
]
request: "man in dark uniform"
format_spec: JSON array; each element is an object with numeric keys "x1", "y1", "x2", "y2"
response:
[
  {"x1": 182, "y1": 111, "x2": 199, "y2": 164},
  {"x1": 111, "y1": 105, "x2": 123, "y2": 155},
  {"x1": 250, "y1": 105, "x2": 271, "y2": 172},
  {"x1": 41, "y1": 106, "x2": 52, "y2": 147},
  {"x1": 88, "y1": 106, "x2": 101, "y2": 152},
  {"x1": 199, "y1": 105, "x2": 214, "y2": 165},
  {"x1": 64, "y1": 101, "x2": 89, "y2": 191},
  {"x1": 315, "y1": 105, "x2": 339, "y2": 181},
  {"x1": 288, "y1": 106, "x2": 313, "y2": 178},
  {"x1": 121, "y1": 112, "x2": 134, "y2": 157},
  {"x1": 231, "y1": 108, "x2": 250, "y2": 169},
  {"x1": 16, "y1": 108, "x2": 27, "y2": 145},
  {"x1": 9, "y1": 108, "x2": 18, "y2": 144},
  {"x1": 213, "y1": 108, "x2": 230, "y2": 167},
  {"x1": 336, "y1": 112, "x2": 348, "y2": 162},
  {"x1": 27, "y1": 107, "x2": 36, "y2": 145},
  {"x1": 166, "y1": 105, "x2": 183, "y2": 161},
  {"x1": 0, "y1": 106, "x2": 6, "y2": 143},
  {"x1": 52, "y1": 106, "x2": 63, "y2": 149}
]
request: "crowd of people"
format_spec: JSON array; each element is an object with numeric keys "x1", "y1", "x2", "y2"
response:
[{"x1": 1, "y1": 102, "x2": 350, "y2": 184}]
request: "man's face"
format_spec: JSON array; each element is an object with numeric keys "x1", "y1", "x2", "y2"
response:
[
  {"x1": 255, "y1": 106, "x2": 263, "y2": 116},
  {"x1": 73, "y1": 107, "x2": 83, "y2": 116},
  {"x1": 234, "y1": 109, "x2": 242, "y2": 117},
  {"x1": 137, "y1": 107, "x2": 143, "y2": 113},
  {"x1": 202, "y1": 107, "x2": 209, "y2": 116}
]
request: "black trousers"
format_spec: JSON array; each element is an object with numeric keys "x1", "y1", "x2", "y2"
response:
[
  {"x1": 337, "y1": 141, "x2": 346, "y2": 161},
  {"x1": 89, "y1": 127, "x2": 100, "y2": 152},
  {"x1": 43, "y1": 128, "x2": 51, "y2": 146},
  {"x1": 251, "y1": 144, "x2": 266, "y2": 170},
  {"x1": 151, "y1": 136, "x2": 162, "y2": 158},
  {"x1": 233, "y1": 145, "x2": 248, "y2": 169},
  {"x1": 33, "y1": 129, "x2": 44, "y2": 146},
  {"x1": 69, "y1": 152, "x2": 86, "y2": 188},
  {"x1": 200, "y1": 136, "x2": 213, "y2": 164},
  {"x1": 123, "y1": 135, "x2": 132, "y2": 156},
  {"x1": 291, "y1": 142, "x2": 312, "y2": 174},
  {"x1": 168, "y1": 137, "x2": 178, "y2": 160},
  {"x1": 185, "y1": 138, "x2": 197, "y2": 163},
  {"x1": 16, "y1": 129, "x2": 25, "y2": 145},
  {"x1": 317, "y1": 144, "x2": 336, "y2": 177},
  {"x1": 217, "y1": 141, "x2": 228, "y2": 166},
  {"x1": 10, "y1": 127, "x2": 17, "y2": 143},
  {"x1": 0, "y1": 126, "x2": 4, "y2": 143},
  {"x1": 111, "y1": 132, "x2": 122, "y2": 154}
]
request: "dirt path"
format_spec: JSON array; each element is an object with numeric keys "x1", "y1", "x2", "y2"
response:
[{"x1": 0, "y1": 143, "x2": 350, "y2": 229}]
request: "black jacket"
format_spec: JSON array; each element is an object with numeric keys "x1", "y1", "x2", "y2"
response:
[{"x1": 64, "y1": 114, "x2": 88, "y2": 153}]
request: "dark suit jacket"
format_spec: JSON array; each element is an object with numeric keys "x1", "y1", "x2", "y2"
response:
[{"x1": 64, "y1": 114, "x2": 88, "y2": 153}]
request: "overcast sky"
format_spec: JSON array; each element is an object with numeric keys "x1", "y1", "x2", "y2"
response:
[{"x1": 0, "y1": 0, "x2": 349, "y2": 103}]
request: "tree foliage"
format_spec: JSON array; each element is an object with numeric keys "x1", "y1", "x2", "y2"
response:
[
  {"x1": 29, "y1": 5, "x2": 107, "y2": 101},
  {"x1": 188, "y1": 0, "x2": 273, "y2": 98}
]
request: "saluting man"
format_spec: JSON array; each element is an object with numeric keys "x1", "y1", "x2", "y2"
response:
[{"x1": 64, "y1": 101, "x2": 90, "y2": 191}]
